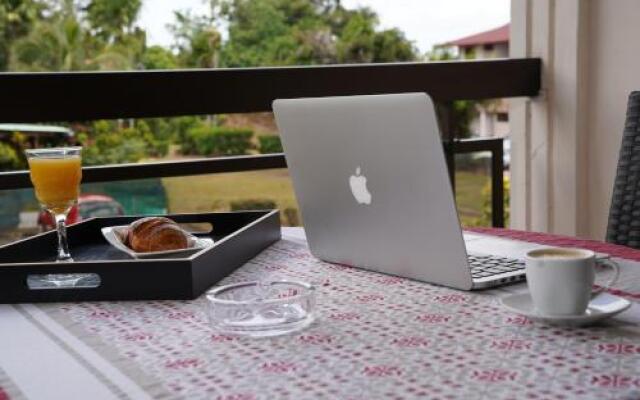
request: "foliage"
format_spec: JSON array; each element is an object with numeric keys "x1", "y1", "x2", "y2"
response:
[
  {"x1": 10, "y1": 13, "x2": 88, "y2": 71},
  {"x1": 6, "y1": 0, "x2": 145, "y2": 72},
  {"x1": 5, "y1": 0, "x2": 418, "y2": 71},
  {"x1": 80, "y1": 120, "x2": 168, "y2": 166},
  {"x1": 372, "y1": 28, "x2": 415, "y2": 63},
  {"x1": 0, "y1": 0, "x2": 44, "y2": 70},
  {"x1": 168, "y1": 116, "x2": 201, "y2": 143},
  {"x1": 229, "y1": 198, "x2": 277, "y2": 211},
  {"x1": 92, "y1": 29, "x2": 145, "y2": 70},
  {"x1": 182, "y1": 124, "x2": 254, "y2": 156},
  {"x1": 168, "y1": 10, "x2": 221, "y2": 68},
  {"x1": 217, "y1": 0, "x2": 417, "y2": 67},
  {"x1": 336, "y1": 11, "x2": 374, "y2": 63},
  {"x1": 0, "y1": 142, "x2": 22, "y2": 171},
  {"x1": 475, "y1": 176, "x2": 510, "y2": 227},
  {"x1": 142, "y1": 45, "x2": 178, "y2": 69},
  {"x1": 83, "y1": 0, "x2": 142, "y2": 43},
  {"x1": 258, "y1": 135, "x2": 283, "y2": 154}
]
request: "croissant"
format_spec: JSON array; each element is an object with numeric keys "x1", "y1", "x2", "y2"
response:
[{"x1": 127, "y1": 217, "x2": 189, "y2": 252}]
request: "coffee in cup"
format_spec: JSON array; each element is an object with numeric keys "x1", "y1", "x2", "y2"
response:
[{"x1": 525, "y1": 247, "x2": 619, "y2": 316}]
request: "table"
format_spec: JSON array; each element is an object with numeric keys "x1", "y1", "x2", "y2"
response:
[{"x1": 1, "y1": 228, "x2": 639, "y2": 400}]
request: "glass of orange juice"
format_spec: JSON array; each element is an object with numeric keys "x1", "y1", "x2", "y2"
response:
[{"x1": 26, "y1": 147, "x2": 82, "y2": 262}]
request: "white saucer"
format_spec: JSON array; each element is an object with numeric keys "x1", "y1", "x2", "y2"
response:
[{"x1": 500, "y1": 292, "x2": 631, "y2": 327}]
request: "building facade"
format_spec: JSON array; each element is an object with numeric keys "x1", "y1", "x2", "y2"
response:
[{"x1": 444, "y1": 24, "x2": 510, "y2": 138}]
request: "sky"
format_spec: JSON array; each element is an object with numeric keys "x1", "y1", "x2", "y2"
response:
[{"x1": 140, "y1": 0, "x2": 510, "y2": 53}]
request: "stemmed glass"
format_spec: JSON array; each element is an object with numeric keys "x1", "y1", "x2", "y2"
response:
[{"x1": 25, "y1": 147, "x2": 82, "y2": 262}]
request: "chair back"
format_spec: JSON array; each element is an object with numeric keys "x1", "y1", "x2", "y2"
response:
[{"x1": 607, "y1": 91, "x2": 640, "y2": 248}]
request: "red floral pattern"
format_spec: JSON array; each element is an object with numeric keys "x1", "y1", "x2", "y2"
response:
[
  {"x1": 591, "y1": 375, "x2": 640, "y2": 388},
  {"x1": 490, "y1": 339, "x2": 532, "y2": 351},
  {"x1": 415, "y1": 314, "x2": 451, "y2": 323},
  {"x1": 391, "y1": 337, "x2": 429, "y2": 348},
  {"x1": 216, "y1": 395, "x2": 255, "y2": 400},
  {"x1": 363, "y1": 365, "x2": 402, "y2": 377},
  {"x1": 472, "y1": 369, "x2": 517, "y2": 383},
  {"x1": 597, "y1": 343, "x2": 640, "y2": 355},
  {"x1": 30, "y1": 230, "x2": 640, "y2": 399},
  {"x1": 165, "y1": 358, "x2": 201, "y2": 369},
  {"x1": 433, "y1": 294, "x2": 468, "y2": 303},
  {"x1": 505, "y1": 315, "x2": 533, "y2": 325},
  {"x1": 260, "y1": 361, "x2": 297, "y2": 374}
]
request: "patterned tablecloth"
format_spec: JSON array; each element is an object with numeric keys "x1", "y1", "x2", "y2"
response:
[{"x1": 1, "y1": 227, "x2": 639, "y2": 400}]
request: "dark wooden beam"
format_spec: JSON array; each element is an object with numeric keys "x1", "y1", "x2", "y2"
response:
[{"x1": 0, "y1": 58, "x2": 541, "y2": 122}]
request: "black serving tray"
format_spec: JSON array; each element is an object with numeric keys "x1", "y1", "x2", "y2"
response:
[{"x1": 0, "y1": 210, "x2": 281, "y2": 303}]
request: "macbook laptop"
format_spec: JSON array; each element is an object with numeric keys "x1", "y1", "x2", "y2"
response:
[{"x1": 273, "y1": 92, "x2": 527, "y2": 290}]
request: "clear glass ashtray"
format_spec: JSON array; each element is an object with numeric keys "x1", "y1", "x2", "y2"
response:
[{"x1": 205, "y1": 280, "x2": 316, "y2": 338}]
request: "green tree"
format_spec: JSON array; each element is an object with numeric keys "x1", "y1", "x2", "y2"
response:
[
  {"x1": 200, "y1": 0, "x2": 416, "y2": 68},
  {"x1": 373, "y1": 28, "x2": 415, "y2": 62},
  {"x1": 83, "y1": 0, "x2": 145, "y2": 70},
  {"x1": 0, "y1": 0, "x2": 45, "y2": 70},
  {"x1": 169, "y1": 10, "x2": 221, "y2": 68},
  {"x1": 7, "y1": 0, "x2": 146, "y2": 72},
  {"x1": 83, "y1": 0, "x2": 142, "y2": 44},
  {"x1": 92, "y1": 27, "x2": 145, "y2": 70},
  {"x1": 141, "y1": 45, "x2": 178, "y2": 70},
  {"x1": 10, "y1": 14, "x2": 87, "y2": 71},
  {"x1": 336, "y1": 11, "x2": 375, "y2": 63}
]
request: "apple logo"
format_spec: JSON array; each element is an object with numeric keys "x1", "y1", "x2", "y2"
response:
[{"x1": 349, "y1": 166, "x2": 372, "y2": 205}]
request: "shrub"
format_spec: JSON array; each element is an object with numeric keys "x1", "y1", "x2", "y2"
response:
[
  {"x1": 80, "y1": 120, "x2": 169, "y2": 166},
  {"x1": 81, "y1": 132, "x2": 148, "y2": 166},
  {"x1": 475, "y1": 176, "x2": 510, "y2": 227},
  {"x1": 183, "y1": 125, "x2": 254, "y2": 156},
  {"x1": 0, "y1": 143, "x2": 23, "y2": 171},
  {"x1": 258, "y1": 135, "x2": 283, "y2": 154},
  {"x1": 229, "y1": 199, "x2": 277, "y2": 211}
]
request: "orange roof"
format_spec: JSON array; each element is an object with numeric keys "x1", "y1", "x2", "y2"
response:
[{"x1": 445, "y1": 23, "x2": 509, "y2": 47}]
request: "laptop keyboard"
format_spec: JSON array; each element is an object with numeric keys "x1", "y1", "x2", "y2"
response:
[{"x1": 467, "y1": 254, "x2": 525, "y2": 280}]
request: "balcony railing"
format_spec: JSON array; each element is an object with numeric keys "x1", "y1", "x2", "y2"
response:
[{"x1": 0, "y1": 58, "x2": 541, "y2": 227}]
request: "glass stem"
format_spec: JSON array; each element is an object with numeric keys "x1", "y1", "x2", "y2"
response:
[{"x1": 54, "y1": 212, "x2": 73, "y2": 262}]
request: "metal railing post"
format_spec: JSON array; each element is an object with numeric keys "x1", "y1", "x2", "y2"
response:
[{"x1": 491, "y1": 140, "x2": 505, "y2": 228}]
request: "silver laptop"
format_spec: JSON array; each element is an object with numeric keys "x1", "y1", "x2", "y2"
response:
[{"x1": 273, "y1": 92, "x2": 526, "y2": 290}]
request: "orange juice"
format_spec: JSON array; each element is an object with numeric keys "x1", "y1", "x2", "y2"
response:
[{"x1": 28, "y1": 156, "x2": 82, "y2": 213}]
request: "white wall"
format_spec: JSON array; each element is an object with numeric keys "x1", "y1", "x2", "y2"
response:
[
  {"x1": 510, "y1": 0, "x2": 640, "y2": 239},
  {"x1": 464, "y1": 42, "x2": 509, "y2": 59}
]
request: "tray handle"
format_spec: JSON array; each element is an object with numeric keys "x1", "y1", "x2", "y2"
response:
[{"x1": 26, "y1": 273, "x2": 102, "y2": 290}]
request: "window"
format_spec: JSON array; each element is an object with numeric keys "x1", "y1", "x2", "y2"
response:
[
  {"x1": 497, "y1": 112, "x2": 509, "y2": 122},
  {"x1": 483, "y1": 44, "x2": 494, "y2": 51}
]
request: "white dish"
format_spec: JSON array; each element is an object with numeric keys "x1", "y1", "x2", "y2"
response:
[
  {"x1": 500, "y1": 292, "x2": 631, "y2": 327},
  {"x1": 101, "y1": 225, "x2": 214, "y2": 259}
]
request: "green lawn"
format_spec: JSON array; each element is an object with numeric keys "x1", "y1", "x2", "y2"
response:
[
  {"x1": 163, "y1": 169, "x2": 492, "y2": 227},
  {"x1": 455, "y1": 171, "x2": 491, "y2": 226},
  {"x1": 162, "y1": 169, "x2": 300, "y2": 225}
]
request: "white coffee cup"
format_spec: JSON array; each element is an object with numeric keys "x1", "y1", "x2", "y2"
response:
[{"x1": 525, "y1": 247, "x2": 620, "y2": 316}]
